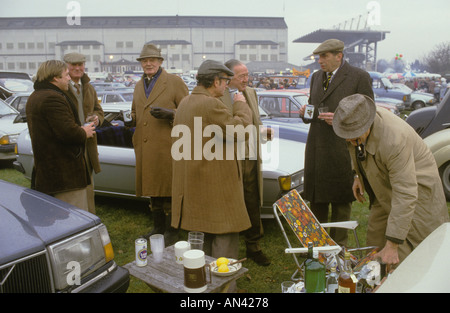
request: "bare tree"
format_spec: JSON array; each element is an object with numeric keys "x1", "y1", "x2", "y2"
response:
[{"x1": 423, "y1": 41, "x2": 450, "y2": 75}]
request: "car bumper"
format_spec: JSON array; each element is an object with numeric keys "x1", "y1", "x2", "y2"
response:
[
  {"x1": 0, "y1": 144, "x2": 16, "y2": 160},
  {"x1": 76, "y1": 262, "x2": 130, "y2": 293}
]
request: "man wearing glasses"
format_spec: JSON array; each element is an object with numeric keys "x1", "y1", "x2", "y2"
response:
[
  {"x1": 221, "y1": 59, "x2": 272, "y2": 266},
  {"x1": 171, "y1": 60, "x2": 252, "y2": 271}
]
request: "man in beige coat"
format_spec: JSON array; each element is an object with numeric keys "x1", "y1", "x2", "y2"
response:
[
  {"x1": 63, "y1": 52, "x2": 104, "y2": 214},
  {"x1": 129, "y1": 44, "x2": 188, "y2": 245},
  {"x1": 171, "y1": 60, "x2": 252, "y2": 261},
  {"x1": 220, "y1": 59, "x2": 272, "y2": 266},
  {"x1": 333, "y1": 94, "x2": 449, "y2": 266}
]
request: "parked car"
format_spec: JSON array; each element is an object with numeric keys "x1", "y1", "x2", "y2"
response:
[
  {"x1": 0, "y1": 99, "x2": 28, "y2": 160},
  {"x1": 0, "y1": 71, "x2": 34, "y2": 100},
  {"x1": 4, "y1": 92, "x2": 31, "y2": 115},
  {"x1": 90, "y1": 82, "x2": 128, "y2": 91},
  {"x1": 97, "y1": 90, "x2": 134, "y2": 104},
  {"x1": 423, "y1": 128, "x2": 450, "y2": 201},
  {"x1": 406, "y1": 90, "x2": 450, "y2": 138},
  {"x1": 393, "y1": 83, "x2": 437, "y2": 110},
  {"x1": 369, "y1": 72, "x2": 412, "y2": 108},
  {"x1": 257, "y1": 90, "x2": 309, "y2": 121},
  {"x1": 0, "y1": 179, "x2": 130, "y2": 293},
  {"x1": 14, "y1": 102, "x2": 308, "y2": 218}
]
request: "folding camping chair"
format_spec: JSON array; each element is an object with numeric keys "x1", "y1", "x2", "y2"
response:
[{"x1": 273, "y1": 189, "x2": 377, "y2": 281}]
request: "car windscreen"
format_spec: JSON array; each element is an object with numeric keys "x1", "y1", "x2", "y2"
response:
[{"x1": 0, "y1": 99, "x2": 19, "y2": 115}]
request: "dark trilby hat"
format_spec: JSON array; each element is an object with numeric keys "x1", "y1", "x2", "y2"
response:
[
  {"x1": 332, "y1": 94, "x2": 376, "y2": 139},
  {"x1": 137, "y1": 44, "x2": 164, "y2": 61},
  {"x1": 313, "y1": 39, "x2": 345, "y2": 55},
  {"x1": 197, "y1": 60, "x2": 234, "y2": 76},
  {"x1": 63, "y1": 52, "x2": 86, "y2": 64}
]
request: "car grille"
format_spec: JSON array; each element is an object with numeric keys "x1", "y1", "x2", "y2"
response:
[{"x1": 0, "y1": 251, "x2": 53, "y2": 293}]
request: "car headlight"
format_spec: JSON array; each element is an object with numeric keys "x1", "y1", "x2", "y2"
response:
[
  {"x1": 0, "y1": 134, "x2": 19, "y2": 145},
  {"x1": 47, "y1": 224, "x2": 114, "y2": 291},
  {"x1": 278, "y1": 170, "x2": 304, "y2": 191}
]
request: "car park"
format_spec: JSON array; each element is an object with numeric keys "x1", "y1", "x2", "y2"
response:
[
  {"x1": 393, "y1": 83, "x2": 437, "y2": 110},
  {"x1": 406, "y1": 90, "x2": 450, "y2": 138},
  {"x1": 97, "y1": 90, "x2": 134, "y2": 103},
  {"x1": 369, "y1": 72, "x2": 412, "y2": 108},
  {"x1": 0, "y1": 179, "x2": 130, "y2": 293},
  {"x1": 14, "y1": 102, "x2": 308, "y2": 218},
  {"x1": 0, "y1": 99, "x2": 28, "y2": 160},
  {"x1": 423, "y1": 128, "x2": 450, "y2": 201}
]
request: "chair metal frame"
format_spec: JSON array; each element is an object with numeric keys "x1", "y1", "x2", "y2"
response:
[{"x1": 273, "y1": 189, "x2": 374, "y2": 281}]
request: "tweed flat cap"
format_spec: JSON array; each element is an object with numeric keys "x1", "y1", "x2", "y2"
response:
[
  {"x1": 136, "y1": 44, "x2": 164, "y2": 61},
  {"x1": 313, "y1": 39, "x2": 345, "y2": 54},
  {"x1": 63, "y1": 52, "x2": 86, "y2": 64},
  {"x1": 197, "y1": 60, "x2": 234, "y2": 76},
  {"x1": 332, "y1": 94, "x2": 376, "y2": 139}
]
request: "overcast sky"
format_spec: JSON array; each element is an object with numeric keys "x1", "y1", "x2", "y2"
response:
[{"x1": 1, "y1": 0, "x2": 449, "y2": 66}]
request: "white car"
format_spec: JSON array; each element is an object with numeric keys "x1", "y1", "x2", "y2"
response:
[
  {"x1": 14, "y1": 102, "x2": 308, "y2": 218},
  {"x1": 0, "y1": 99, "x2": 28, "y2": 160}
]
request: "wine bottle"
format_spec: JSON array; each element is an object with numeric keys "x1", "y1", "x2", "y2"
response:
[{"x1": 305, "y1": 243, "x2": 325, "y2": 293}]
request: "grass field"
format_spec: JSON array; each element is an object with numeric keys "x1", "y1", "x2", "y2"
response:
[{"x1": 1, "y1": 160, "x2": 449, "y2": 293}]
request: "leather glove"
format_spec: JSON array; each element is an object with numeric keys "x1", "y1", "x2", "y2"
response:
[{"x1": 150, "y1": 107, "x2": 175, "y2": 120}]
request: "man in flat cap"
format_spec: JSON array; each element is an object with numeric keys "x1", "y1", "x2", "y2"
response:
[
  {"x1": 333, "y1": 94, "x2": 448, "y2": 265},
  {"x1": 171, "y1": 60, "x2": 252, "y2": 265},
  {"x1": 63, "y1": 52, "x2": 104, "y2": 214},
  {"x1": 299, "y1": 39, "x2": 374, "y2": 246},
  {"x1": 128, "y1": 43, "x2": 188, "y2": 246}
]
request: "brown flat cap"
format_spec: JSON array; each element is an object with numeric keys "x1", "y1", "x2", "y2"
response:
[
  {"x1": 63, "y1": 52, "x2": 86, "y2": 64},
  {"x1": 197, "y1": 60, "x2": 234, "y2": 76},
  {"x1": 332, "y1": 94, "x2": 376, "y2": 139},
  {"x1": 137, "y1": 44, "x2": 164, "y2": 61},
  {"x1": 313, "y1": 39, "x2": 345, "y2": 55}
]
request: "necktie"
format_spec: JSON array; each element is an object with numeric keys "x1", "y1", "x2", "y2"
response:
[
  {"x1": 323, "y1": 72, "x2": 333, "y2": 91},
  {"x1": 74, "y1": 83, "x2": 81, "y2": 95}
]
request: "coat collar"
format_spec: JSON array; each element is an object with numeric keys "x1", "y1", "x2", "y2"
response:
[{"x1": 319, "y1": 61, "x2": 350, "y2": 101}]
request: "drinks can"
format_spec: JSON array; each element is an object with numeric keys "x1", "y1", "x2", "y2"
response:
[
  {"x1": 135, "y1": 238, "x2": 148, "y2": 267},
  {"x1": 304, "y1": 104, "x2": 315, "y2": 120}
]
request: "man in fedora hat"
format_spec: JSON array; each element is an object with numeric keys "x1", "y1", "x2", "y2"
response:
[
  {"x1": 333, "y1": 94, "x2": 448, "y2": 265},
  {"x1": 129, "y1": 43, "x2": 188, "y2": 245},
  {"x1": 63, "y1": 52, "x2": 104, "y2": 214},
  {"x1": 299, "y1": 39, "x2": 374, "y2": 246},
  {"x1": 171, "y1": 59, "x2": 252, "y2": 263}
]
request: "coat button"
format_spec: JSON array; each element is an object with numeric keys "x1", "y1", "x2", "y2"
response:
[
  {"x1": 144, "y1": 122, "x2": 147, "y2": 126},
  {"x1": 143, "y1": 138, "x2": 147, "y2": 143}
]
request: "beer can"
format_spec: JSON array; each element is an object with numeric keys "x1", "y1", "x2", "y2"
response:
[{"x1": 135, "y1": 238, "x2": 148, "y2": 267}]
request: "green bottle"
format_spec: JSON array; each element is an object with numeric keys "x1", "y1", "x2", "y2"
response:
[{"x1": 305, "y1": 243, "x2": 325, "y2": 293}]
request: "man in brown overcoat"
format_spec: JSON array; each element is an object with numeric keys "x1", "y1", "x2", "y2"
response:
[
  {"x1": 171, "y1": 60, "x2": 252, "y2": 261},
  {"x1": 129, "y1": 44, "x2": 188, "y2": 245},
  {"x1": 26, "y1": 60, "x2": 96, "y2": 209},
  {"x1": 63, "y1": 52, "x2": 104, "y2": 214}
]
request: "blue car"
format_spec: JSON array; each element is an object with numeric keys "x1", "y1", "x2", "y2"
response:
[{"x1": 0, "y1": 179, "x2": 130, "y2": 293}]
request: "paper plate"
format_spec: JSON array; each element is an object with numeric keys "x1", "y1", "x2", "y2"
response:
[{"x1": 209, "y1": 259, "x2": 242, "y2": 277}]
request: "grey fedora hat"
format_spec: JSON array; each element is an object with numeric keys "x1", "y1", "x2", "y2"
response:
[
  {"x1": 332, "y1": 94, "x2": 376, "y2": 139},
  {"x1": 136, "y1": 43, "x2": 164, "y2": 61}
]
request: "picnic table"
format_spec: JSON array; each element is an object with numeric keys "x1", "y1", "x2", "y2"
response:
[{"x1": 124, "y1": 245, "x2": 248, "y2": 293}]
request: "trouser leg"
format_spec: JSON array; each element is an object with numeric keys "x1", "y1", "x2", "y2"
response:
[
  {"x1": 150, "y1": 197, "x2": 178, "y2": 246},
  {"x1": 310, "y1": 201, "x2": 351, "y2": 246},
  {"x1": 242, "y1": 160, "x2": 263, "y2": 253}
]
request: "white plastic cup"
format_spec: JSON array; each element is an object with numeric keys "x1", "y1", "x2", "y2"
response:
[{"x1": 150, "y1": 234, "x2": 164, "y2": 263}]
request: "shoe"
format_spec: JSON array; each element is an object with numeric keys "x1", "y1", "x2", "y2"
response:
[{"x1": 247, "y1": 250, "x2": 271, "y2": 266}]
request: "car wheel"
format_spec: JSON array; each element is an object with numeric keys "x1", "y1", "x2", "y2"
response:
[
  {"x1": 439, "y1": 161, "x2": 450, "y2": 201},
  {"x1": 412, "y1": 101, "x2": 424, "y2": 110}
]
